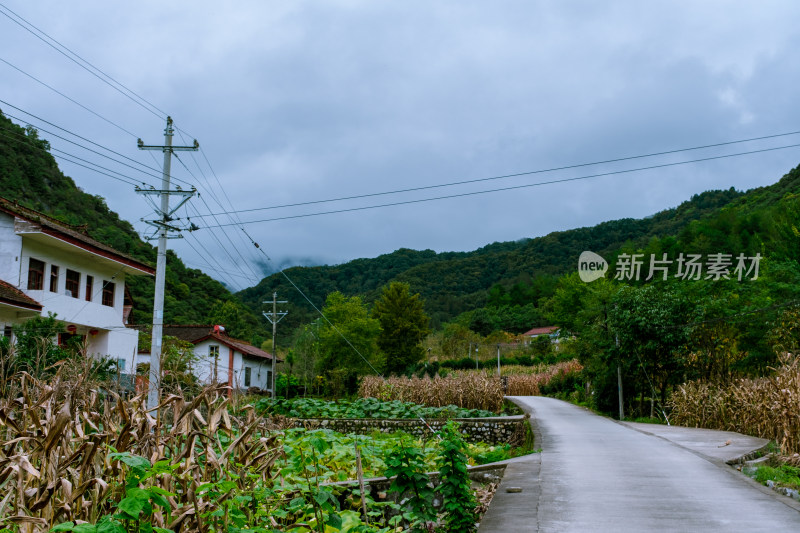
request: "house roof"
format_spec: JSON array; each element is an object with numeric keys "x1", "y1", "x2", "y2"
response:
[
  {"x1": 0, "y1": 279, "x2": 42, "y2": 311},
  {"x1": 0, "y1": 197, "x2": 154, "y2": 276},
  {"x1": 195, "y1": 332, "x2": 278, "y2": 362},
  {"x1": 523, "y1": 326, "x2": 560, "y2": 336},
  {"x1": 130, "y1": 324, "x2": 280, "y2": 362}
]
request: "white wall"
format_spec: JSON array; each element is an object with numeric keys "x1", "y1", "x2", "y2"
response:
[
  {"x1": 0, "y1": 214, "x2": 22, "y2": 285},
  {"x1": 21, "y1": 239, "x2": 126, "y2": 329},
  {"x1": 191, "y1": 339, "x2": 271, "y2": 390}
]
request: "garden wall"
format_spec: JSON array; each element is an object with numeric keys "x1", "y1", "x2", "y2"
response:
[{"x1": 292, "y1": 415, "x2": 529, "y2": 445}]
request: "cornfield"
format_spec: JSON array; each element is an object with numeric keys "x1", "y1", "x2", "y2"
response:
[
  {"x1": 669, "y1": 353, "x2": 800, "y2": 454},
  {"x1": 359, "y1": 373, "x2": 505, "y2": 412},
  {"x1": 359, "y1": 360, "x2": 584, "y2": 411},
  {"x1": 0, "y1": 370, "x2": 283, "y2": 531},
  {"x1": 504, "y1": 360, "x2": 583, "y2": 396}
]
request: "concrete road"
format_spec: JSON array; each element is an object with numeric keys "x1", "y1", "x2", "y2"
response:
[{"x1": 479, "y1": 396, "x2": 800, "y2": 532}]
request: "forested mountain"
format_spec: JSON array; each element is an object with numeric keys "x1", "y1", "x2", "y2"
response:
[
  {"x1": 238, "y1": 187, "x2": 745, "y2": 329},
  {"x1": 0, "y1": 111, "x2": 267, "y2": 342},
  {"x1": 6, "y1": 105, "x2": 800, "y2": 343}
]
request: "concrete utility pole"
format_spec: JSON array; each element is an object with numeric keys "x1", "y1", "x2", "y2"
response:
[
  {"x1": 263, "y1": 292, "x2": 288, "y2": 399},
  {"x1": 496, "y1": 344, "x2": 501, "y2": 376},
  {"x1": 136, "y1": 117, "x2": 198, "y2": 411},
  {"x1": 616, "y1": 334, "x2": 624, "y2": 420}
]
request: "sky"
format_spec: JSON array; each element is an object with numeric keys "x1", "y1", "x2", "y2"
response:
[{"x1": 2, "y1": 1, "x2": 800, "y2": 291}]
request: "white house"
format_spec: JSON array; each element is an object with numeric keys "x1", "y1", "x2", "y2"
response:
[
  {"x1": 132, "y1": 324, "x2": 278, "y2": 393},
  {"x1": 0, "y1": 197, "x2": 154, "y2": 369}
]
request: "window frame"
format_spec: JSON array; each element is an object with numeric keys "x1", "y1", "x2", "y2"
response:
[
  {"x1": 27, "y1": 258, "x2": 45, "y2": 290},
  {"x1": 244, "y1": 366, "x2": 252, "y2": 387},
  {"x1": 65, "y1": 269, "x2": 80, "y2": 298},
  {"x1": 101, "y1": 280, "x2": 115, "y2": 307},
  {"x1": 85, "y1": 275, "x2": 93, "y2": 301},
  {"x1": 49, "y1": 265, "x2": 59, "y2": 293}
]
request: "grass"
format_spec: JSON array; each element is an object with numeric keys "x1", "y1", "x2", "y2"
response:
[{"x1": 752, "y1": 464, "x2": 800, "y2": 489}]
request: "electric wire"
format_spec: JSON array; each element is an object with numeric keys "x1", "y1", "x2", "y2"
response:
[
  {"x1": 241, "y1": 230, "x2": 384, "y2": 377},
  {"x1": 0, "y1": 3, "x2": 166, "y2": 120},
  {"x1": 182, "y1": 232, "x2": 242, "y2": 290},
  {"x1": 0, "y1": 104, "x2": 165, "y2": 183},
  {"x1": 0, "y1": 56, "x2": 140, "y2": 138},
  {"x1": 192, "y1": 130, "x2": 800, "y2": 219},
  {"x1": 172, "y1": 153, "x2": 264, "y2": 285},
  {"x1": 173, "y1": 130, "x2": 267, "y2": 278},
  {"x1": 198, "y1": 141, "x2": 800, "y2": 228},
  {"x1": 0, "y1": 129, "x2": 143, "y2": 187}
]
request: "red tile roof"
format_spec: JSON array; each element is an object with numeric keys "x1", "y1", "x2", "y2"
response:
[
  {"x1": 0, "y1": 279, "x2": 42, "y2": 311},
  {"x1": 0, "y1": 197, "x2": 154, "y2": 275},
  {"x1": 523, "y1": 326, "x2": 560, "y2": 336},
  {"x1": 130, "y1": 324, "x2": 279, "y2": 362}
]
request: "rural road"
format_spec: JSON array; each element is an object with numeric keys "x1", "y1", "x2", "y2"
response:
[{"x1": 479, "y1": 396, "x2": 800, "y2": 532}]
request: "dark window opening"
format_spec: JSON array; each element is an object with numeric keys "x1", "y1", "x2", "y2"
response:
[
  {"x1": 27, "y1": 258, "x2": 44, "y2": 290},
  {"x1": 85, "y1": 275, "x2": 93, "y2": 301},
  {"x1": 49, "y1": 265, "x2": 59, "y2": 293},
  {"x1": 102, "y1": 280, "x2": 115, "y2": 307},
  {"x1": 65, "y1": 269, "x2": 80, "y2": 298},
  {"x1": 244, "y1": 367, "x2": 252, "y2": 387}
]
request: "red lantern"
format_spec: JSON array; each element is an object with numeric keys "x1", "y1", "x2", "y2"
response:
[
  {"x1": 89, "y1": 329, "x2": 98, "y2": 336},
  {"x1": 66, "y1": 325, "x2": 77, "y2": 333}
]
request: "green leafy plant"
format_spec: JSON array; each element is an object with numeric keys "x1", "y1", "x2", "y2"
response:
[
  {"x1": 385, "y1": 437, "x2": 437, "y2": 531},
  {"x1": 435, "y1": 421, "x2": 478, "y2": 533}
]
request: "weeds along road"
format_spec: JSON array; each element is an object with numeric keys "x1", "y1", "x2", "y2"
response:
[{"x1": 483, "y1": 396, "x2": 800, "y2": 532}]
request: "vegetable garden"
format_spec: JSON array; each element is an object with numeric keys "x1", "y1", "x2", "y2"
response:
[{"x1": 0, "y1": 368, "x2": 532, "y2": 533}]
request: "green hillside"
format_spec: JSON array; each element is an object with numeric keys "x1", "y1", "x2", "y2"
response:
[
  {"x1": 0, "y1": 111, "x2": 267, "y2": 342},
  {"x1": 238, "y1": 187, "x2": 744, "y2": 329}
]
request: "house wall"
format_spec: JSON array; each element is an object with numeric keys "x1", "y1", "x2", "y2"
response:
[
  {"x1": 5, "y1": 236, "x2": 139, "y2": 361},
  {"x1": 0, "y1": 214, "x2": 22, "y2": 285},
  {"x1": 191, "y1": 339, "x2": 272, "y2": 390},
  {"x1": 21, "y1": 239, "x2": 127, "y2": 328}
]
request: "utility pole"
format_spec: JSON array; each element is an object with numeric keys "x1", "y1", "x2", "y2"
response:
[
  {"x1": 263, "y1": 292, "x2": 288, "y2": 399},
  {"x1": 496, "y1": 344, "x2": 501, "y2": 376},
  {"x1": 136, "y1": 117, "x2": 198, "y2": 411},
  {"x1": 616, "y1": 334, "x2": 624, "y2": 421}
]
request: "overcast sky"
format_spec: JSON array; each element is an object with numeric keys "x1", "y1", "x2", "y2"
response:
[{"x1": 2, "y1": 1, "x2": 800, "y2": 291}]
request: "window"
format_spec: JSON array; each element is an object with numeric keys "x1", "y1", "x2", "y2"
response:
[
  {"x1": 65, "y1": 269, "x2": 80, "y2": 298},
  {"x1": 266, "y1": 370, "x2": 273, "y2": 391},
  {"x1": 27, "y1": 258, "x2": 44, "y2": 290},
  {"x1": 49, "y1": 265, "x2": 59, "y2": 293},
  {"x1": 116, "y1": 358, "x2": 126, "y2": 371},
  {"x1": 209, "y1": 345, "x2": 219, "y2": 358},
  {"x1": 3, "y1": 326, "x2": 11, "y2": 338},
  {"x1": 85, "y1": 275, "x2": 93, "y2": 301},
  {"x1": 102, "y1": 280, "x2": 115, "y2": 307},
  {"x1": 244, "y1": 366, "x2": 252, "y2": 387}
]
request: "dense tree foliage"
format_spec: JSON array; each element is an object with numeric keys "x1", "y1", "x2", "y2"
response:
[
  {"x1": 372, "y1": 282, "x2": 430, "y2": 374},
  {"x1": 317, "y1": 292, "x2": 383, "y2": 394}
]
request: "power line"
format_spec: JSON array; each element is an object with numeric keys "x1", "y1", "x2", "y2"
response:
[
  {"x1": 0, "y1": 102, "x2": 165, "y2": 181},
  {"x1": 0, "y1": 130, "x2": 142, "y2": 187},
  {"x1": 0, "y1": 55, "x2": 140, "y2": 138},
  {"x1": 191, "y1": 129, "x2": 800, "y2": 219},
  {"x1": 0, "y1": 3, "x2": 166, "y2": 119},
  {"x1": 199, "y1": 141, "x2": 800, "y2": 228}
]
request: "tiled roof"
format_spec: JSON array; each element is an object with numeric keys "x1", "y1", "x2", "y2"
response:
[
  {"x1": 0, "y1": 279, "x2": 42, "y2": 311},
  {"x1": 130, "y1": 324, "x2": 280, "y2": 362},
  {"x1": 523, "y1": 326, "x2": 560, "y2": 336},
  {"x1": 0, "y1": 197, "x2": 154, "y2": 275},
  {"x1": 129, "y1": 324, "x2": 214, "y2": 344}
]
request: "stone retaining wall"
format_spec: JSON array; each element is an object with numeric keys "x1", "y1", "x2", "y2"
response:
[{"x1": 293, "y1": 415, "x2": 529, "y2": 445}]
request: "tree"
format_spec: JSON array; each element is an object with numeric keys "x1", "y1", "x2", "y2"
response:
[
  {"x1": 610, "y1": 284, "x2": 691, "y2": 407},
  {"x1": 317, "y1": 292, "x2": 383, "y2": 392},
  {"x1": 372, "y1": 282, "x2": 430, "y2": 374}
]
